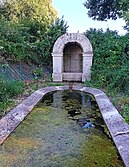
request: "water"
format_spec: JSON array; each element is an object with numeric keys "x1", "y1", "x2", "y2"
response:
[{"x1": 0, "y1": 90, "x2": 123, "y2": 167}]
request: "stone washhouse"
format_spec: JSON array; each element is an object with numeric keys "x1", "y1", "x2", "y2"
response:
[{"x1": 52, "y1": 33, "x2": 93, "y2": 82}]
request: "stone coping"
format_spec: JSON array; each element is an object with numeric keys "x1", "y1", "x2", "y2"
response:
[{"x1": 0, "y1": 86, "x2": 129, "y2": 166}]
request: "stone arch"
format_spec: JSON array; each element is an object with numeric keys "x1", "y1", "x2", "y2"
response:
[{"x1": 52, "y1": 33, "x2": 93, "y2": 82}]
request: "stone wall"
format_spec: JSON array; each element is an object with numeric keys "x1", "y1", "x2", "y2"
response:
[{"x1": 63, "y1": 43, "x2": 82, "y2": 73}]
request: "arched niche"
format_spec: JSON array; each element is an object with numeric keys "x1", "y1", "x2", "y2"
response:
[
  {"x1": 63, "y1": 42, "x2": 83, "y2": 73},
  {"x1": 52, "y1": 33, "x2": 93, "y2": 82}
]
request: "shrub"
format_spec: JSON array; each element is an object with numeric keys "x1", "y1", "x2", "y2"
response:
[
  {"x1": 121, "y1": 104, "x2": 129, "y2": 123},
  {"x1": 6, "y1": 80, "x2": 24, "y2": 96},
  {"x1": 0, "y1": 76, "x2": 24, "y2": 112},
  {"x1": 0, "y1": 17, "x2": 68, "y2": 65},
  {"x1": 84, "y1": 28, "x2": 129, "y2": 93}
]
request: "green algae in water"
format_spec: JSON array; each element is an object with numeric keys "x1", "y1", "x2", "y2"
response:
[{"x1": 0, "y1": 90, "x2": 124, "y2": 167}]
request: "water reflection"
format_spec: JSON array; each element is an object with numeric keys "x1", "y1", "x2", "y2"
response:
[{"x1": 42, "y1": 91, "x2": 104, "y2": 130}]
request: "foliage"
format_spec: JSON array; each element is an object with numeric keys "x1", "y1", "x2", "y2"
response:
[
  {"x1": 84, "y1": 0, "x2": 129, "y2": 21},
  {"x1": 121, "y1": 104, "x2": 129, "y2": 123},
  {"x1": 84, "y1": 0, "x2": 129, "y2": 32},
  {"x1": 34, "y1": 17, "x2": 68, "y2": 65},
  {"x1": 0, "y1": 0, "x2": 57, "y2": 28},
  {"x1": 0, "y1": 19, "x2": 31, "y2": 61},
  {"x1": 0, "y1": 76, "x2": 24, "y2": 112},
  {"x1": 84, "y1": 28, "x2": 129, "y2": 93},
  {"x1": 123, "y1": 11, "x2": 129, "y2": 31},
  {"x1": 0, "y1": 17, "x2": 68, "y2": 65},
  {"x1": 32, "y1": 67, "x2": 43, "y2": 78}
]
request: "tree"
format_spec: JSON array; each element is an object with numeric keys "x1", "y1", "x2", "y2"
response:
[
  {"x1": 0, "y1": 17, "x2": 68, "y2": 65},
  {"x1": 123, "y1": 11, "x2": 129, "y2": 31},
  {"x1": 0, "y1": 0, "x2": 57, "y2": 26},
  {"x1": 84, "y1": 0, "x2": 129, "y2": 21}
]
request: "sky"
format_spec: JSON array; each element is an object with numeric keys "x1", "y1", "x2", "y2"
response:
[{"x1": 52, "y1": 0, "x2": 127, "y2": 35}]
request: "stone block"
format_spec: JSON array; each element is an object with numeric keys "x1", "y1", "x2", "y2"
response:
[
  {"x1": 52, "y1": 73, "x2": 62, "y2": 81},
  {"x1": 63, "y1": 73, "x2": 82, "y2": 81},
  {"x1": 82, "y1": 73, "x2": 91, "y2": 81}
]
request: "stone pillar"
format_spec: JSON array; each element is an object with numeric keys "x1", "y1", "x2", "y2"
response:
[
  {"x1": 52, "y1": 53, "x2": 63, "y2": 81},
  {"x1": 82, "y1": 52, "x2": 93, "y2": 82}
]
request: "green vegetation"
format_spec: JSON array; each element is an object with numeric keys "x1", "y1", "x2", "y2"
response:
[
  {"x1": 85, "y1": 29, "x2": 129, "y2": 93},
  {"x1": 0, "y1": 0, "x2": 57, "y2": 25},
  {"x1": 84, "y1": 0, "x2": 129, "y2": 30},
  {"x1": 84, "y1": 0, "x2": 129, "y2": 20},
  {"x1": 0, "y1": 76, "x2": 24, "y2": 114},
  {"x1": 0, "y1": 0, "x2": 68, "y2": 65},
  {"x1": 0, "y1": 17, "x2": 68, "y2": 65}
]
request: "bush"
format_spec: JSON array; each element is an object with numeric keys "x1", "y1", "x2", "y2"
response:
[
  {"x1": 84, "y1": 28, "x2": 129, "y2": 93},
  {"x1": 0, "y1": 76, "x2": 24, "y2": 112},
  {"x1": 0, "y1": 17, "x2": 68, "y2": 65},
  {"x1": 6, "y1": 80, "x2": 24, "y2": 96},
  {"x1": 121, "y1": 104, "x2": 129, "y2": 123}
]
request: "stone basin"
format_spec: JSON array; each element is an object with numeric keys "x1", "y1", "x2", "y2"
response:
[{"x1": 0, "y1": 86, "x2": 129, "y2": 166}]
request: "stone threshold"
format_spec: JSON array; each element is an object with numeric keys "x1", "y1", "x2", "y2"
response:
[{"x1": 0, "y1": 86, "x2": 129, "y2": 166}]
